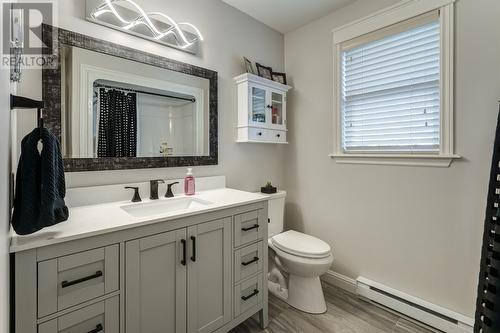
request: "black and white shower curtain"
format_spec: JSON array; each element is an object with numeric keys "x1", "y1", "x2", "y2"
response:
[{"x1": 97, "y1": 88, "x2": 138, "y2": 158}]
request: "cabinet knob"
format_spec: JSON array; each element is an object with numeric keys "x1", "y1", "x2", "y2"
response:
[
  {"x1": 257, "y1": 132, "x2": 262, "y2": 136},
  {"x1": 266, "y1": 105, "x2": 272, "y2": 109},
  {"x1": 277, "y1": 134, "x2": 281, "y2": 138}
]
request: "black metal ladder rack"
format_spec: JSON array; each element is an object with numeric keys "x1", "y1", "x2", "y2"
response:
[{"x1": 475, "y1": 104, "x2": 500, "y2": 332}]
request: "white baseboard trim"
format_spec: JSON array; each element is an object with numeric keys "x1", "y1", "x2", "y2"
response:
[
  {"x1": 321, "y1": 270, "x2": 357, "y2": 294},
  {"x1": 321, "y1": 271, "x2": 474, "y2": 333}
]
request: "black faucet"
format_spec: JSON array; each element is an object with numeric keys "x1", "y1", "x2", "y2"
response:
[
  {"x1": 125, "y1": 187, "x2": 142, "y2": 203},
  {"x1": 165, "y1": 182, "x2": 180, "y2": 198},
  {"x1": 150, "y1": 180, "x2": 165, "y2": 200}
]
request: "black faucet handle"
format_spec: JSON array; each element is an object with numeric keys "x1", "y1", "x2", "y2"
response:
[
  {"x1": 166, "y1": 182, "x2": 180, "y2": 198},
  {"x1": 125, "y1": 187, "x2": 142, "y2": 203},
  {"x1": 149, "y1": 179, "x2": 164, "y2": 200}
]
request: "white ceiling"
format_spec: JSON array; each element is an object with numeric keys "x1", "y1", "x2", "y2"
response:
[{"x1": 222, "y1": 0, "x2": 356, "y2": 33}]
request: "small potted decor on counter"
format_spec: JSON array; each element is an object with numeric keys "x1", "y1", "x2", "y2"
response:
[{"x1": 261, "y1": 182, "x2": 277, "y2": 194}]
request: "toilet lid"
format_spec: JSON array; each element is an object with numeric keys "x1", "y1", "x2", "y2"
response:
[{"x1": 271, "y1": 230, "x2": 331, "y2": 259}]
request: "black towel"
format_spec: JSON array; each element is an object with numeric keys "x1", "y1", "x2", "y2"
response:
[{"x1": 12, "y1": 128, "x2": 69, "y2": 235}]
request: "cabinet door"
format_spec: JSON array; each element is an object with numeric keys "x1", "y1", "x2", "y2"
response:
[
  {"x1": 187, "y1": 218, "x2": 232, "y2": 333},
  {"x1": 249, "y1": 85, "x2": 267, "y2": 125},
  {"x1": 125, "y1": 229, "x2": 187, "y2": 333},
  {"x1": 270, "y1": 90, "x2": 286, "y2": 130}
]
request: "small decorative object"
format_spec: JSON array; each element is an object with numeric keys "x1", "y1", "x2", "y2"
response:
[
  {"x1": 159, "y1": 141, "x2": 173, "y2": 157},
  {"x1": 243, "y1": 57, "x2": 256, "y2": 75},
  {"x1": 86, "y1": 0, "x2": 204, "y2": 54},
  {"x1": 261, "y1": 182, "x2": 278, "y2": 194},
  {"x1": 256, "y1": 63, "x2": 273, "y2": 80},
  {"x1": 272, "y1": 72, "x2": 287, "y2": 85},
  {"x1": 10, "y1": 7, "x2": 24, "y2": 82}
]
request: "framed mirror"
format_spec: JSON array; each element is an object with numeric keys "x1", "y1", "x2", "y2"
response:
[{"x1": 41, "y1": 25, "x2": 218, "y2": 172}]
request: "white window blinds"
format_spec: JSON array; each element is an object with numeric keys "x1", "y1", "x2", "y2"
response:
[{"x1": 341, "y1": 12, "x2": 441, "y2": 153}]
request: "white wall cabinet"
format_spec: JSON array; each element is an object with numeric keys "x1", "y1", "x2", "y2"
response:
[{"x1": 235, "y1": 73, "x2": 292, "y2": 144}]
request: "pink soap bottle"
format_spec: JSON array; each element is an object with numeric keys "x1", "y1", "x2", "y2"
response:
[{"x1": 184, "y1": 168, "x2": 195, "y2": 196}]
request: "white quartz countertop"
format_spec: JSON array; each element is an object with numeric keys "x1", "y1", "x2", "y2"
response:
[{"x1": 10, "y1": 188, "x2": 270, "y2": 253}]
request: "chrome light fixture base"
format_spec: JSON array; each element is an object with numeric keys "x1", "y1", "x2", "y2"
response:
[{"x1": 85, "y1": 0, "x2": 204, "y2": 54}]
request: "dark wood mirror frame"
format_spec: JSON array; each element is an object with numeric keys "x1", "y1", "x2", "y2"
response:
[{"x1": 42, "y1": 24, "x2": 218, "y2": 172}]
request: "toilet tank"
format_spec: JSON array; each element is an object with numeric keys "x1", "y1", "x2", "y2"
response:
[{"x1": 267, "y1": 191, "x2": 286, "y2": 238}]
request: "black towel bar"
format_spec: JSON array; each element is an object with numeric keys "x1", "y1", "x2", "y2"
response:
[
  {"x1": 10, "y1": 94, "x2": 45, "y2": 110},
  {"x1": 10, "y1": 94, "x2": 45, "y2": 129}
]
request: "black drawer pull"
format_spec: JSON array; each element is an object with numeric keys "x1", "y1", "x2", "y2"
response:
[
  {"x1": 87, "y1": 324, "x2": 103, "y2": 333},
  {"x1": 191, "y1": 236, "x2": 197, "y2": 262},
  {"x1": 241, "y1": 257, "x2": 259, "y2": 266},
  {"x1": 61, "y1": 271, "x2": 103, "y2": 289},
  {"x1": 242, "y1": 224, "x2": 260, "y2": 232},
  {"x1": 241, "y1": 289, "x2": 259, "y2": 301},
  {"x1": 181, "y1": 239, "x2": 187, "y2": 266}
]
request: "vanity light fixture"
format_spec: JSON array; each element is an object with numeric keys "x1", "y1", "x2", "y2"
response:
[{"x1": 86, "y1": 0, "x2": 204, "y2": 54}]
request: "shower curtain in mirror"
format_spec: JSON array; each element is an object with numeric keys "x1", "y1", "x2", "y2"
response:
[{"x1": 97, "y1": 88, "x2": 138, "y2": 158}]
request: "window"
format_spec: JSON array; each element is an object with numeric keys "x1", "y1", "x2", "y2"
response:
[
  {"x1": 342, "y1": 14, "x2": 440, "y2": 153},
  {"x1": 331, "y1": 0, "x2": 458, "y2": 167}
]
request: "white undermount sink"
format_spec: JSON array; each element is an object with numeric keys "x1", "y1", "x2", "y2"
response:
[{"x1": 121, "y1": 196, "x2": 213, "y2": 218}]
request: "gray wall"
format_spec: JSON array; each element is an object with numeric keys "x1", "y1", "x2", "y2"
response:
[
  {"x1": 0, "y1": 3, "x2": 11, "y2": 332},
  {"x1": 284, "y1": 0, "x2": 500, "y2": 317},
  {"x1": 16, "y1": 0, "x2": 286, "y2": 191}
]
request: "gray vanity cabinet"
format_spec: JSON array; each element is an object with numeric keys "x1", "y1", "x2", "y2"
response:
[
  {"x1": 125, "y1": 229, "x2": 188, "y2": 333},
  {"x1": 187, "y1": 218, "x2": 232, "y2": 333},
  {"x1": 13, "y1": 202, "x2": 268, "y2": 333}
]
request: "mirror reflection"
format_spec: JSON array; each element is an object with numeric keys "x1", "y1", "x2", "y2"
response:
[{"x1": 61, "y1": 46, "x2": 210, "y2": 158}]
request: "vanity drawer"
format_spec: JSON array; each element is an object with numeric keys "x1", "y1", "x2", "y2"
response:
[
  {"x1": 234, "y1": 241, "x2": 263, "y2": 283},
  {"x1": 234, "y1": 210, "x2": 265, "y2": 248},
  {"x1": 38, "y1": 295, "x2": 119, "y2": 333},
  {"x1": 234, "y1": 274, "x2": 263, "y2": 317},
  {"x1": 38, "y1": 245, "x2": 119, "y2": 318}
]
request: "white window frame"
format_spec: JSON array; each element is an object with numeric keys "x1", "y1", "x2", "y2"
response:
[{"x1": 330, "y1": 0, "x2": 460, "y2": 167}]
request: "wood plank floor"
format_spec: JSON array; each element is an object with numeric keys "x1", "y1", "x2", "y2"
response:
[{"x1": 231, "y1": 282, "x2": 438, "y2": 333}]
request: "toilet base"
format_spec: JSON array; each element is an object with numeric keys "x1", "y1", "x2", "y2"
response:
[{"x1": 268, "y1": 276, "x2": 327, "y2": 314}]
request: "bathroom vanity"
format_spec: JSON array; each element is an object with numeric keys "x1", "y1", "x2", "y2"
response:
[
  {"x1": 10, "y1": 23, "x2": 270, "y2": 333},
  {"x1": 11, "y1": 185, "x2": 269, "y2": 333}
]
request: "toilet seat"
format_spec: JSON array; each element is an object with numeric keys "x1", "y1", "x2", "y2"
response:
[{"x1": 271, "y1": 230, "x2": 331, "y2": 259}]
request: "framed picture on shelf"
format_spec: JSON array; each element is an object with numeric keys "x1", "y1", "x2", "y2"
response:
[
  {"x1": 272, "y1": 72, "x2": 287, "y2": 85},
  {"x1": 256, "y1": 63, "x2": 273, "y2": 80},
  {"x1": 243, "y1": 57, "x2": 256, "y2": 75}
]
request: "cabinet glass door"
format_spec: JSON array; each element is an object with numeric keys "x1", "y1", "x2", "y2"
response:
[
  {"x1": 251, "y1": 87, "x2": 267, "y2": 124},
  {"x1": 271, "y1": 92, "x2": 284, "y2": 127}
]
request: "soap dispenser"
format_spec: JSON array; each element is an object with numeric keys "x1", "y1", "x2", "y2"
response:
[{"x1": 184, "y1": 168, "x2": 195, "y2": 196}]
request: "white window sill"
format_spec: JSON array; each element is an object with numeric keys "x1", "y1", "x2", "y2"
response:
[{"x1": 329, "y1": 153, "x2": 461, "y2": 167}]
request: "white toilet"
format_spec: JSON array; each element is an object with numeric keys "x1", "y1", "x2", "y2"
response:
[{"x1": 267, "y1": 192, "x2": 333, "y2": 314}]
